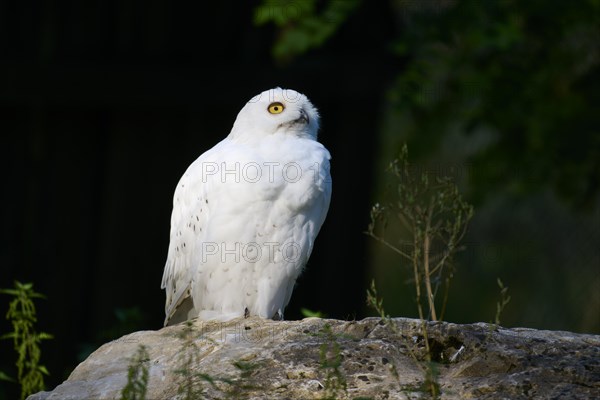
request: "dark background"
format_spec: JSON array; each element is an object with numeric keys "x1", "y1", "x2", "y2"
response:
[{"x1": 1, "y1": 0, "x2": 599, "y2": 397}]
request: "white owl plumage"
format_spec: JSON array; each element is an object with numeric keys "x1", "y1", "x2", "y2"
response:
[{"x1": 161, "y1": 88, "x2": 332, "y2": 326}]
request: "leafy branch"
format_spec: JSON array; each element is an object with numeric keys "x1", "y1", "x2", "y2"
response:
[
  {"x1": 367, "y1": 144, "x2": 473, "y2": 322},
  {"x1": 366, "y1": 145, "x2": 473, "y2": 398}
]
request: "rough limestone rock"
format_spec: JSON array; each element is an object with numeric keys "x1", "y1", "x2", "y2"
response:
[{"x1": 30, "y1": 317, "x2": 600, "y2": 399}]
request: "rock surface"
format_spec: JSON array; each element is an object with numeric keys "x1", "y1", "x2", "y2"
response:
[{"x1": 30, "y1": 317, "x2": 600, "y2": 399}]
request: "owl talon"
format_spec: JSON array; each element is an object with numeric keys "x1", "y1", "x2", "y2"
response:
[
  {"x1": 244, "y1": 307, "x2": 250, "y2": 318},
  {"x1": 273, "y1": 310, "x2": 283, "y2": 321}
]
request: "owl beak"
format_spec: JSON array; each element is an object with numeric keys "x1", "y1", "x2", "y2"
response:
[{"x1": 297, "y1": 108, "x2": 309, "y2": 124}]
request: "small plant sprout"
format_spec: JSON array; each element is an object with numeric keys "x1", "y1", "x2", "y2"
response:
[
  {"x1": 495, "y1": 278, "x2": 511, "y2": 326},
  {"x1": 0, "y1": 281, "x2": 53, "y2": 400},
  {"x1": 175, "y1": 321, "x2": 207, "y2": 399},
  {"x1": 169, "y1": 321, "x2": 259, "y2": 398},
  {"x1": 367, "y1": 280, "x2": 440, "y2": 399},
  {"x1": 317, "y1": 324, "x2": 347, "y2": 400},
  {"x1": 120, "y1": 344, "x2": 150, "y2": 400}
]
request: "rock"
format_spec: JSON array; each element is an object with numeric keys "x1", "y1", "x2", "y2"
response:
[{"x1": 29, "y1": 317, "x2": 600, "y2": 399}]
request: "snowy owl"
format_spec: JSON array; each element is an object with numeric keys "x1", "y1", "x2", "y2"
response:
[{"x1": 161, "y1": 88, "x2": 332, "y2": 326}]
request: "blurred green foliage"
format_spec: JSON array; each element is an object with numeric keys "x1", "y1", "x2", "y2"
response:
[
  {"x1": 254, "y1": 0, "x2": 361, "y2": 62},
  {"x1": 300, "y1": 308, "x2": 327, "y2": 318},
  {"x1": 78, "y1": 307, "x2": 146, "y2": 363},
  {"x1": 256, "y1": 0, "x2": 599, "y2": 208},
  {"x1": 388, "y1": 0, "x2": 600, "y2": 209},
  {"x1": 256, "y1": 0, "x2": 600, "y2": 332}
]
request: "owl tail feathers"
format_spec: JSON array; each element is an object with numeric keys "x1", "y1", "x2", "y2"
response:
[
  {"x1": 164, "y1": 296, "x2": 198, "y2": 326},
  {"x1": 197, "y1": 310, "x2": 245, "y2": 322},
  {"x1": 164, "y1": 282, "x2": 195, "y2": 326},
  {"x1": 165, "y1": 307, "x2": 245, "y2": 326}
]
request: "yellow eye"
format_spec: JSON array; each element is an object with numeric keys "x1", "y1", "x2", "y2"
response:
[{"x1": 268, "y1": 102, "x2": 285, "y2": 114}]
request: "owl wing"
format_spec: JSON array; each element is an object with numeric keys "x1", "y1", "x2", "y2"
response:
[
  {"x1": 307, "y1": 151, "x2": 332, "y2": 259},
  {"x1": 161, "y1": 141, "x2": 224, "y2": 326},
  {"x1": 281, "y1": 146, "x2": 332, "y2": 310}
]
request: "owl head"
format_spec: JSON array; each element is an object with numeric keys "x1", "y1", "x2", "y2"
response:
[{"x1": 229, "y1": 88, "x2": 320, "y2": 140}]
